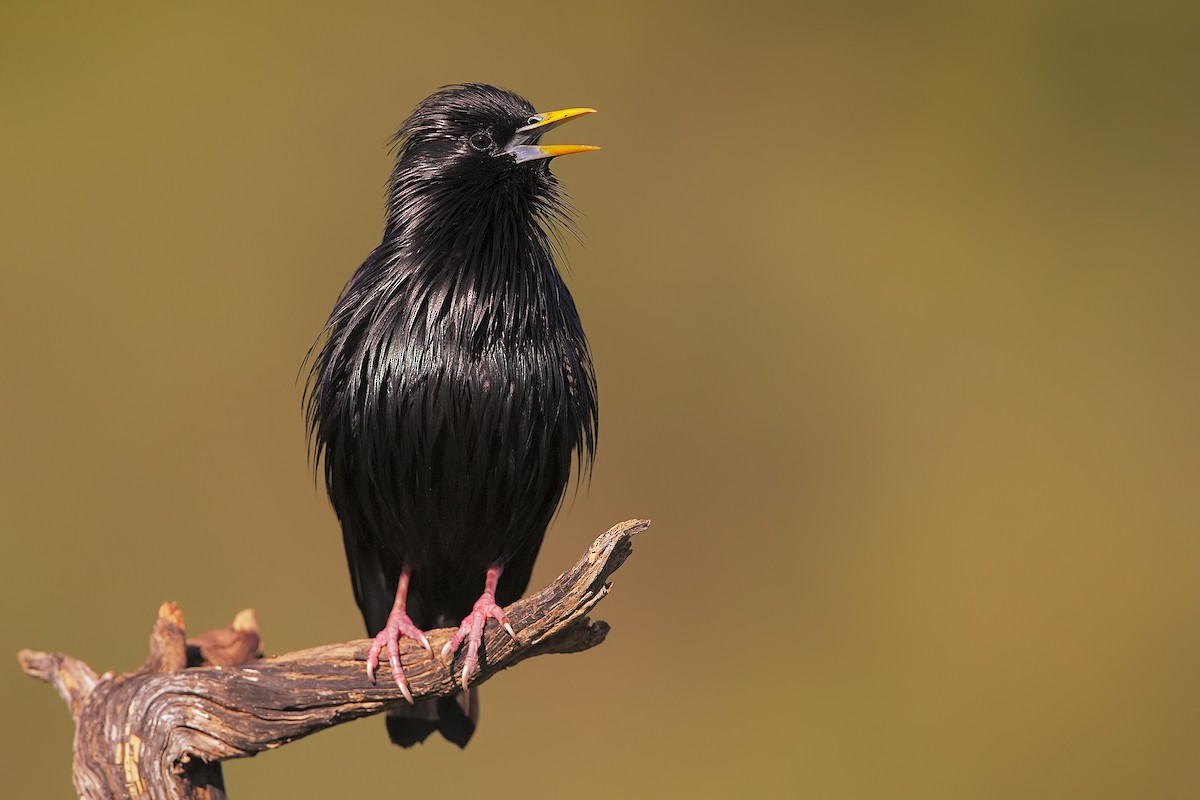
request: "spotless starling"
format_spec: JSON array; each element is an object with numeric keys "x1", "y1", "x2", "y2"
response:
[{"x1": 305, "y1": 84, "x2": 599, "y2": 747}]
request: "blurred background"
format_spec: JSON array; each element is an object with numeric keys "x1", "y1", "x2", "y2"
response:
[{"x1": 3, "y1": 1, "x2": 1198, "y2": 797}]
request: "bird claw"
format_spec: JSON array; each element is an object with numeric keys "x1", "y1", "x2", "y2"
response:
[
  {"x1": 364, "y1": 609, "x2": 428, "y2": 704},
  {"x1": 440, "y1": 593, "x2": 518, "y2": 692},
  {"x1": 394, "y1": 666, "x2": 414, "y2": 704}
]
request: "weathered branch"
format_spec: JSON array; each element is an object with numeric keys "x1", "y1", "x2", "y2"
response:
[{"x1": 18, "y1": 519, "x2": 649, "y2": 799}]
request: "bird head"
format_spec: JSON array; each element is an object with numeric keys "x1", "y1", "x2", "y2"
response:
[{"x1": 389, "y1": 84, "x2": 597, "y2": 194}]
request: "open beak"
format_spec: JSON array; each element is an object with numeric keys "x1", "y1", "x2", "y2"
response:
[{"x1": 505, "y1": 107, "x2": 600, "y2": 163}]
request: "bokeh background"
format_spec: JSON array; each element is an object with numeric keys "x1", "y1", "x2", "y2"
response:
[{"x1": 3, "y1": 2, "x2": 1199, "y2": 797}]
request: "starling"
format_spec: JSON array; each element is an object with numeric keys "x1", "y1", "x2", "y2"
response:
[{"x1": 305, "y1": 84, "x2": 599, "y2": 748}]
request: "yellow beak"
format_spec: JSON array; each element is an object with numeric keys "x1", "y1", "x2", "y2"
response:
[
  {"x1": 506, "y1": 107, "x2": 599, "y2": 163},
  {"x1": 516, "y1": 107, "x2": 598, "y2": 134}
]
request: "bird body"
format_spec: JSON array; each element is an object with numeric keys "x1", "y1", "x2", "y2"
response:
[{"x1": 305, "y1": 84, "x2": 598, "y2": 747}]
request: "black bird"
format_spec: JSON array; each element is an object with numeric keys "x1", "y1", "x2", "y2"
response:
[{"x1": 305, "y1": 84, "x2": 599, "y2": 748}]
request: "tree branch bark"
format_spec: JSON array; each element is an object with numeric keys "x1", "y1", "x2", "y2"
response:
[{"x1": 17, "y1": 519, "x2": 650, "y2": 799}]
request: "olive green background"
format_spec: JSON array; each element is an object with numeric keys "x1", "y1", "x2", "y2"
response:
[{"x1": 3, "y1": 2, "x2": 1198, "y2": 797}]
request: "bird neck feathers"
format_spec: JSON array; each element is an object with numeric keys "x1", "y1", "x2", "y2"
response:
[{"x1": 371, "y1": 169, "x2": 575, "y2": 348}]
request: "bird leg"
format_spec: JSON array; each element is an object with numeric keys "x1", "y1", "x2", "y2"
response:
[
  {"x1": 365, "y1": 566, "x2": 432, "y2": 703},
  {"x1": 439, "y1": 564, "x2": 518, "y2": 697}
]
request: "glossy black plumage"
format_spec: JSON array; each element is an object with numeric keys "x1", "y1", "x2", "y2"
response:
[{"x1": 304, "y1": 84, "x2": 598, "y2": 747}]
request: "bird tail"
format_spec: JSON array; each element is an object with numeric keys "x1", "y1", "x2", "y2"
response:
[{"x1": 385, "y1": 689, "x2": 478, "y2": 748}]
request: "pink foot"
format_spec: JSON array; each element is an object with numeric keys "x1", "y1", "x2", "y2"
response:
[
  {"x1": 365, "y1": 568, "x2": 432, "y2": 704},
  {"x1": 439, "y1": 565, "x2": 519, "y2": 695}
]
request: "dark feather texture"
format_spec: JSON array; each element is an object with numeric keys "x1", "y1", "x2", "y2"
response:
[{"x1": 304, "y1": 84, "x2": 598, "y2": 746}]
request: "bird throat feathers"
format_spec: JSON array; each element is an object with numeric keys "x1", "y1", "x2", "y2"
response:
[
  {"x1": 348, "y1": 157, "x2": 582, "y2": 364},
  {"x1": 384, "y1": 150, "x2": 575, "y2": 274}
]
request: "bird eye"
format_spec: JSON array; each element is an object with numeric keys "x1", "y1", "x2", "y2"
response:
[
  {"x1": 526, "y1": 115, "x2": 540, "y2": 126},
  {"x1": 468, "y1": 131, "x2": 493, "y2": 151}
]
